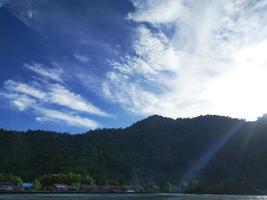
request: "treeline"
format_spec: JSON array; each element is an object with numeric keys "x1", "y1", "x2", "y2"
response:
[
  {"x1": 0, "y1": 173, "x2": 259, "y2": 194},
  {"x1": 1, "y1": 115, "x2": 267, "y2": 194},
  {"x1": 0, "y1": 174, "x2": 23, "y2": 187},
  {"x1": 0, "y1": 173, "x2": 172, "y2": 193},
  {"x1": 39, "y1": 173, "x2": 95, "y2": 187}
]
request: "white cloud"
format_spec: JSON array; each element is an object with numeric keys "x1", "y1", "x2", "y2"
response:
[
  {"x1": 1, "y1": 60, "x2": 112, "y2": 129},
  {"x1": 2, "y1": 80, "x2": 111, "y2": 117},
  {"x1": 109, "y1": 26, "x2": 180, "y2": 83},
  {"x1": 4, "y1": 80, "x2": 46, "y2": 99},
  {"x1": 128, "y1": 0, "x2": 184, "y2": 24},
  {"x1": 25, "y1": 63, "x2": 63, "y2": 83},
  {"x1": 104, "y1": 0, "x2": 267, "y2": 121},
  {"x1": 73, "y1": 53, "x2": 90, "y2": 63},
  {"x1": 1, "y1": 93, "x2": 36, "y2": 111},
  {"x1": 103, "y1": 72, "x2": 159, "y2": 114},
  {"x1": 1, "y1": 90, "x2": 99, "y2": 129},
  {"x1": 27, "y1": 10, "x2": 36, "y2": 19},
  {"x1": 49, "y1": 84, "x2": 112, "y2": 117},
  {"x1": 35, "y1": 108, "x2": 99, "y2": 129}
]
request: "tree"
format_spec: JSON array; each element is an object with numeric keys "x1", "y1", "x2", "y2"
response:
[
  {"x1": 144, "y1": 182, "x2": 160, "y2": 192},
  {"x1": 0, "y1": 174, "x2": 23, "y2": 187},
  {"x1": 2, "y1": 115, "x2": 267, "y2": 194},
  {"x1": 32, "y1": 180, "x2": 41, "y2": 191},
  {"x1": 10, "y1": 175, "x2": 23, "y2": 187},
  {"x1": 39, "y1": 173, "x2": 96, "y2": 187},
  {"x1": 160, "y1": 181, "x2": 173, "y2": 193},
  {"x1": 82, "y1": 175, "x2": 95, "y2": 185}
]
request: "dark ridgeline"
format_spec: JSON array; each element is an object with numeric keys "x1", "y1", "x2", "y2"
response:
[{"x1": 1, "y1": 114, "x2": 267, "y2": 194}]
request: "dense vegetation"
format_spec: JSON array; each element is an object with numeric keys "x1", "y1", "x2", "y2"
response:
[
  {"x1": 0, "y1": 174, "x2": 23, "y2": 187},
  {"x1": 1, "y1": 115, "x2": 267, "y2": 194},
  {"x1": 39, "y1": 173, "x2": 95, "y2": 187}
]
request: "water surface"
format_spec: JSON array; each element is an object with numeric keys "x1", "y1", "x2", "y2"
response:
[{"x1": 0, "y1": 194, "x2": 266, "y2": 200}]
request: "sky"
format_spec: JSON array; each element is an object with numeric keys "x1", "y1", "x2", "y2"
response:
[{"x1": 1, "y1": 0, "x2": 267, "y2": 133}]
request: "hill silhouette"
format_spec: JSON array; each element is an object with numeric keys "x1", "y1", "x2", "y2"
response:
[{"x1": 1, "y1": 115, "x2": 267, "y2": 194}]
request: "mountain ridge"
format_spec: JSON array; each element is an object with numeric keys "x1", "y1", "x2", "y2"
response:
[{"x1": 1, "y1": 114, "x2": 267, "y2": 194}]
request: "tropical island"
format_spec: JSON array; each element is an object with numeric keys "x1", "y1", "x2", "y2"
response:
[{"x1": 1, "y1": 115, "x2": 267, "y2": 194}]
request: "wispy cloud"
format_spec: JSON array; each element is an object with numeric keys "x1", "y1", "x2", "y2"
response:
[
  {"x1": 49, "y1": 84, "x2": 112, "y2": 117},
  {"x1": 3, "y1": 79, "x2": 111, "y2": 117},
  {"x1": 127, "y1": 0, "x2": 184, "y2": 24},
  {"x1": 1, "y1": 62, "x2": 112, "y2": 129},
  {"x1": 73, "y1": 53, "x2": 90, "y2": 64},
  {"x1": 35, "y1": 108, "x2": 99, "y2": 129},
  {"x1": 1, "y1": 93, "x2": 36, "y2": 111},
  {"x1": 104, "y1": 0, "x2": 267, "y2": 120},
  {"x1": 4, "y1": 80, "x2": 46, "y2": 99},
  {"x1": 25, "y1": 63, "x2": 63, "y2": 83},
  {"x1": 0, "y1": 0, "x2": 9, "y2": 8},
  {"x1": 5, "y1": 93, "x2": 99, "y2": 129}
]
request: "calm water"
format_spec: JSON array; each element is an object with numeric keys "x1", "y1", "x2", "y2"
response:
[{"x1": 0, "y1": 194, "x2": 266, "y2": 200}]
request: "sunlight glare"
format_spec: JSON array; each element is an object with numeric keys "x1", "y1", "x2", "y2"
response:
[{"x1": 206, "y1": 40, "x2": 267, "y2": 121}]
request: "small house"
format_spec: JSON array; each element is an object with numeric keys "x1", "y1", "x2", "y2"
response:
[
  {"x1": 53, "y1": 184, "x2": 68, "y2": 192},
  {"x1": 0, "y1": 182, "x2": 14, "y2": 192},
  {"x1": 53, "y1": 184, "x2": 79, "y2": 192},
  {"x1": 123, "y1": 186, "x2": 136, "y2": 193}
]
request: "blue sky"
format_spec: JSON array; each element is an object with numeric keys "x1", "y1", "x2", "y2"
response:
[{"x1": 1, "y1": 0, "x2": 267, "y2": 133}]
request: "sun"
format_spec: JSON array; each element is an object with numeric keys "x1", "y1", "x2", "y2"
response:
[{"x1": 206, "y1": 40, "x2": 267, "y2": 121}]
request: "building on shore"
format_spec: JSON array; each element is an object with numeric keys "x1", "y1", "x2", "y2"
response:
[
  {"x1": 123, "y1": 186, "x2": 137, "y2": 193},
  {"x1": 52, "y1": 184, "x2": 79, "y2": 192},
  {"x1": 0, "y1": 182, "x2": 14, "y2": 192}
]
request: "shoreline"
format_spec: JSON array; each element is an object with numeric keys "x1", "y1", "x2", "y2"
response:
[{"x1": 0, "y1": 192, "x2": 265, "y2": 196}]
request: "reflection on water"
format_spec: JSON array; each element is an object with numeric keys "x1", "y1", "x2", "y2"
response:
[{"x1": 0, "y1": 194, "x2": 266, "y2": 200}]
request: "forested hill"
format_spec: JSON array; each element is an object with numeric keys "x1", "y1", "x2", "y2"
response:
[{"x1": 1, "y1": 115, "x2": 267, "y2": 193}]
